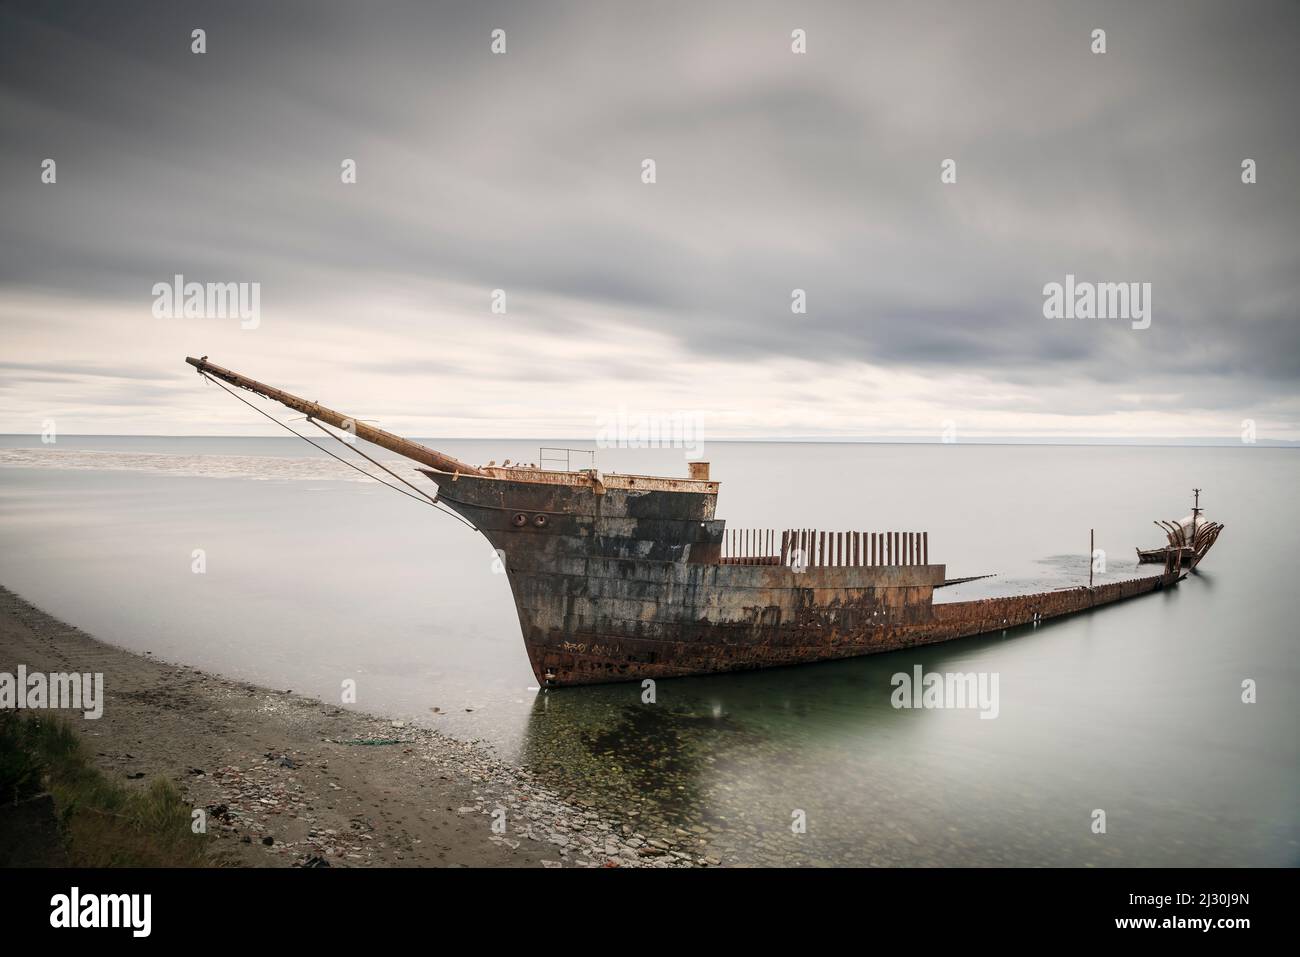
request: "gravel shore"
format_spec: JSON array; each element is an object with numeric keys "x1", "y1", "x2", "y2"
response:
[{"x1": 0, "y1": 585, "x2": 696, "y2": 868}]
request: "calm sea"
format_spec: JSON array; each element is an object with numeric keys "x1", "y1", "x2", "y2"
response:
[{"x1": 1, "y1": 435, "x2": 1296, "y2": 866}]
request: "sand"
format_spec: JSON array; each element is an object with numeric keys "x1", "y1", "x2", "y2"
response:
[{"x1": 0, "y1": 585, "x2": 682, "y2": 867}]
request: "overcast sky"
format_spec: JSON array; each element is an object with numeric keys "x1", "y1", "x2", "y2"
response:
[{"x1": 2, "y1": 0, "x2": 1297, "y2": 440}]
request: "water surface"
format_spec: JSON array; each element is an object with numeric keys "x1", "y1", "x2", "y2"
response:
[{"x1": 2, "y1": 436, "x2": 1295, "y2": 865}]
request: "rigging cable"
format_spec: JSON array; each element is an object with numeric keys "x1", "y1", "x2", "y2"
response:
[
  {"x1": 197, "y1": 370, "x2": 479, "y2": 532},
  {"x1": 305, "y1": 417, "x2": 446, "y2": 508}
]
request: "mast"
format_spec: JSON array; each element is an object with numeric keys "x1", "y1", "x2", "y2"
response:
[
  {"x1": 185, "y1": 357, "x2": 487, "y2": 477},
  {"x1": 1191, "y1": 487, "x2": 1201, "y2": 540}
]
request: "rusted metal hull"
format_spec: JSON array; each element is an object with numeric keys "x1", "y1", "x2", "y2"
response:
[
  {"x1": 1137, "y1": 545, "x2": 1194, "y2": 564},
  {"x1": 422, "y1": 467, "x2": 1195, "y2": 687},
  {"x1": 516, "y1": 563, "x2": 1182, "y2": 686}
]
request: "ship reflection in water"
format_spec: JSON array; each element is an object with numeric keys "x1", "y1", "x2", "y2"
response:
[
  {"x1": 517, "y1": 599, "x2": 1294, "y2": 867},
  {"x1": 0, "y1": 437, "x2": 1296, "y2": 866}
]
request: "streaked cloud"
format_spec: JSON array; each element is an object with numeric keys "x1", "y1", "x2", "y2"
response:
[{"x1": 1, "y1": 1, "x2": 1297, "y2": 439}]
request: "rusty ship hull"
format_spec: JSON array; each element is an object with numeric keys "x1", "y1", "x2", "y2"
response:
[
  {"x1": 185, "y1": 357, "x2": 1221, "y2": 689},
  {"x1": 422, "y1": 466, "x2": 1193, "y2": 687}
]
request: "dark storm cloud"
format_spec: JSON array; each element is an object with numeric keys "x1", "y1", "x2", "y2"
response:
[{"x1": 1, "y1": 0, "x2": 1297, "y2": 425}]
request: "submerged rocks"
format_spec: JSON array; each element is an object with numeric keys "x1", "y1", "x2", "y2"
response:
[{"x1": 191, "y1": 709, "x2": 703, "y2": 868}]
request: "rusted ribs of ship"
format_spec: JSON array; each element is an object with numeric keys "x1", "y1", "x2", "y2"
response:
[
  {"x1": 186, "y1": 357, "x2": 1226, "y2": 688},
  {"x1": 1137, "y1": 489, "x2": 1223, "y2": 567}
]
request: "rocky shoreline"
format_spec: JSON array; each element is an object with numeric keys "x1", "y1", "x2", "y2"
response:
[{"x1": 0, "y1": 585, "x2": 702, "y2": 868}]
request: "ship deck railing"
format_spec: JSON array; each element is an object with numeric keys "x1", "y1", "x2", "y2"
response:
[{"x1": 720, "y1": 528, "x2": 930, "y2": 568}]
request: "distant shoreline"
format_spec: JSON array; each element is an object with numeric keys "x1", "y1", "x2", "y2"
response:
[{"x1": 0, "y1": 585, "x2": 695, "y2": 869}]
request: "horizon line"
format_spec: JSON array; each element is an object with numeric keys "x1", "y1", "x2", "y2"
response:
[{"x1": 3, "y1": 433, "x2": 1296, "y2": 449}]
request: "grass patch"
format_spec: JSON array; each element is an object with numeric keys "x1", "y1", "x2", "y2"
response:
[{"x1": 0, "y1": 711, "x2": 210, "y2": 866}]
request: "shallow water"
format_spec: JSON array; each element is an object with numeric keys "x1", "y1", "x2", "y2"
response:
[{"x1": 1, "y1": 435, "x2": 1296, "y2": 865}]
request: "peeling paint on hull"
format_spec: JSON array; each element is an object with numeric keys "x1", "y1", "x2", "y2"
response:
[
  {"x1": 522, "y1": 571, "x2": 1180, "y2": 686},
  {"x1": 423, "y1": 468, "x2": 1189, "y2": 687}
]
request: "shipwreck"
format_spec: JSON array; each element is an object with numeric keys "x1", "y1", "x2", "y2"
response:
[{"x1": 186, "y1": 357, "x2": 1224, "y2": 687}]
